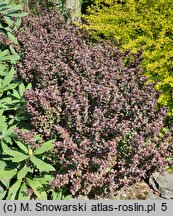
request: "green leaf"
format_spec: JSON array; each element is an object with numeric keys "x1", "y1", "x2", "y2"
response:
[
  {"x1": 51, "y1": 190, "x2": 63, "y2": 200},
  {"x1": 12, "y1": 89, "x2": 21, "y2": 99},
  {"x1": 0, "y1": 97, "x2": 11, "y2": 105},
  {"x1": 159, "y1": 132, "x2": 163, "y2": 137},
  {"x1": 17, "y1": 165, "x2": 29, "y2": 179},
  {"x1": 7, "y1": 179, "x2": 22, "y2": 200},
  {"x1": 0, "y1": 115, "x2": 6, "y2": 122},
  {"x1": 2, "y1": 143, "x2": 28, "y2": 162},
  {"x1": 3, "y1": 136, "x2": 12, "y2": 144},
  {"x1": 0, "y1": 169, "x2": 17, "y2": 180},
  {"x1": 2, "y1": 5, "x2": 22, "y2": 15},
  {"x1": 0, "y1": 160, "x2": 6, "y2": 169},
  {"x1": 4, "y1": 16, "x2": 13, "y2": 26},
  {"x1": 7, "y1": 12, "x2": 27, "y2": 17},
  {"x1": 14, "y1": 17, "x2": 21, "y2": 31},
  {"x1": 34, "y1": 134, "x2": 42, "y2": 142},
  {"x1": 19, "y1": 82, "x2": 25, "y2": 97},
  {"x1": 15, "y1": 140, "x2": 28, "y2": 154},
  {"x1": 27, "y1": 178, "x2": 47, "y2": 200},
  {"x1": 30, "y1": 156, "x2": 55, "y2": 172},
  {"x1": 0, "y1": 53, "x2": 20, "y2": 63},
  {"x1": 0, "y1": 124, "x2": 7, "y2": 138},
  {"x1": 0, "y1": 185, "x2": 6, "y2": 200},
  {"x1": 9, "y1": 45, "x2": 20, "y2": 61},
  {"x1": 12, "y1": 154, "x2": 28, "y2": 163},
  {"x1": 0, "y1": 0, "x2": 10, "y2": 7},
  {"x1": 9, "y1": 45, "x2": 16, "y2": 54},
  {"x1": 26, "y1": 83, "x2": 32, "y2": 90},
  {"x1": 2, "y1": 67, "x2": 15, "y2": 88},
  {"x1": 2, "y1": 144, "x2": 19, "y2": 156},
  {"x1": 5, "y1": 124, "x2": 16, "y2": 137},
  {"x1": 8, "y1": 118, "x2": 14, "y2": 125},
  {"x1": 33, "y1": 174, "x2": 54, "y2": 185},
  {"x1": 63, "y1": 195, "x2": 72, "y2": 200},
  {"x1": 18, "y1": 182, "x2": 30, "y2": 200},
  {"x1": 3, "y1": 83, "x2": 18, "y2": 91},
  {"x1": 0, "y1": 63, "x2": 7, "y2": 74},
  {"x1": 7, "y1": 31, "x2": 18, "y2": 44},
  {"x1": 162, "y1": 127, "x2": 168, "y2": 133},
  {"x1": 1, "y1": 179, "x2": 10, "y2": 188},
  {"x1": 10, "y1": 53, "x2": 20, "y2": 63},
  {"x1": 0, "y1": 49, "x2": 9, "y2": 58},
  {"x1": 34, "y1": 139, "x2": 55, "y2": 155}
]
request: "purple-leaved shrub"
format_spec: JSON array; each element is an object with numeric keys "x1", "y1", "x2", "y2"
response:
[{"x1": 16, "y1": 9, "x2": 171, "y2": 198}]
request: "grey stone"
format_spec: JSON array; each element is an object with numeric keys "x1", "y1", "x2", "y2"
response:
[
  {"x1": 150, "y1": 172, "x2": 173, "y2": 199},
  {"x1": 147, "y1": 190, "x2": 165, "y2": 200},
  {"x1": 110, "y1": 182, "x2": 157, "y2": 200}
]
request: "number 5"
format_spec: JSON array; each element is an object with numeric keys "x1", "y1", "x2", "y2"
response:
[{"x1": 161, "y1": 203, "x2": 167, "y2": 211}]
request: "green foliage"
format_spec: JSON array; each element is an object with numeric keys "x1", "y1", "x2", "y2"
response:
[
  {"x1": 81, "y1": 0, "x2": 95, "y2": 13},
  {"x1": 1, "y1": 132, "x2": 73, "y2": 200},
  {"x1": 0, "y1": 0, "x2": 23, "y2": 200},
  {"x1": 0, "y1": 0, "x2": 28, "y2": 126},
  {"x1": 0, "y1": 133, "x2": 55, "y2": 199},
  {"x1": 83, "y1": 0, "x2": 173, "y2": 117},
  {"x1": 0, "y1": 0, "x2": 71, "y2": 200},
  {"x1": 0, "y1": 102, "x2": 70, "y2": 199},
  {"x1": 11, "y1": 0, "x2": 58, "y2": 14},
  {"x1": 0, "y1": 116, "x2": 70, "y2": 200},
  {"x1": 0, "y1": 0, "x2": 27, "y2": 200}
]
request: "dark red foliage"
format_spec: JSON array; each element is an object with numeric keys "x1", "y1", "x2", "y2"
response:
[{"x1": 16, "y1": 9, "x2": 171, "y2": 198}]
